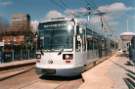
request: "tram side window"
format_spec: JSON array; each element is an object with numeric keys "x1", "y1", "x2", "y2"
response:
[
  {"x1": 87, "y1": 39, "x2": 93, "y2": 50},
  {"x1": 76, "y1": 25, "x2": 87, "y2": 52},
  {"x1": 87, "y1": 39, "x2": 98, "y2": 50},
  {"x1": 82, "y1": 29, "x2": 86, "y2": 51},
  {"x1": 94, "y1": 40, "x2": 98, "y2": 49}
]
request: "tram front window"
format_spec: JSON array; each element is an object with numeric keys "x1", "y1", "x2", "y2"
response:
[{"x1": 39, "y1": 21, "x2": 74, "y2": 52}]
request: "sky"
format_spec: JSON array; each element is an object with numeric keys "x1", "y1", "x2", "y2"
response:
[{"x1": 0, "y1": 0, "x2": 135, "y2": 37}]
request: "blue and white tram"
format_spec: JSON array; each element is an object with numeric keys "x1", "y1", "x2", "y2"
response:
[{"x1": 36, "y1": 17, "x2": 111, "y2": 76}]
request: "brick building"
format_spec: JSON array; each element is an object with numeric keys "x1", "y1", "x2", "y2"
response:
[{"x1": 0, "y1": 14, "x2": 36, "y2": 63}]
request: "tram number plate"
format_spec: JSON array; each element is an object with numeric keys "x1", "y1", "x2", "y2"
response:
[{"x1": 44, "y1": 69, "x2": 56, "y2": 74}]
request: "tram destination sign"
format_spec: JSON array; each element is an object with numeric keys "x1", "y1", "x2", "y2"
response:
[{"x1": 44, "y1": 22, "x2": 67, "y2": 28}]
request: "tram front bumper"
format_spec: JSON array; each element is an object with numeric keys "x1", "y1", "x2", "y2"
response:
[
  {"x1": 36, "y1": 68, "x2": 56, "y2": 75},
  {"x1": 36, "y1": 66, "x2": 83, "y2": 77}
]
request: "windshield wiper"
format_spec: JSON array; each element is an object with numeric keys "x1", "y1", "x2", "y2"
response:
[{"x1": 58, "y1": 48, "x2": 64, "y2": 55}]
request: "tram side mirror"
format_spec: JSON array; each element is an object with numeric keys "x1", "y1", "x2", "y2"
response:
[{"x1": 40, "y1": 50, "x2": 44, "y2": 55}]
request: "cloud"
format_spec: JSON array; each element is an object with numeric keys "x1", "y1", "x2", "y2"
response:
[
  {"x1": 77, "y1": 18, "x2": 88, "y2": 24},
  {"x1": 89, "y1": 15, "x2": 113, "y2": 24},
  {"x1": 64, "y1": 2, "x2": 134, "y2": 17},
  {"x1": 97, "y1": 2, "x2": 133, "y2": 13},
  {"x1": 64, "y1": 7, "x2": 115, "y2": 25},
  {"x1": 89, "y1": 16, "x2": 100, "y2": 24},
  {"x1": 0, "y1": 1, "x2": 12, "y2": 6},
  {"x1": 90, "y1": 2, "x2": 133, "y2": 25},
  {"x1": 64, "y1": 7, "x2": 88, "y2": 17},
  {"x1": 45, "y1": 10, "x2": 64, "y2": 20}
]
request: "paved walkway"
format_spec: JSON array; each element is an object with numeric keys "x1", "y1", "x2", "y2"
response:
[{"x1": 79, "y1": 53, "x2": 135, "y2": 89}]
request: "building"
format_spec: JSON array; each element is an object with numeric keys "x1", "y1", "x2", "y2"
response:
[
  {"x1": 0, "y1": 13, "x2": 36, "y2": 63},
  {"x1": 10, "y1": 14, "x2": 30, "y2": 31}
]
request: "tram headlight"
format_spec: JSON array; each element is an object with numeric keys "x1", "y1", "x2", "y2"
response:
[
  {"x1": 36, "y1": 54, "x2": 41, "y2": 63},
  {"x1": 63, "y1": 54, "x2": 73, "y2": 60},
  {"x1": 36, "y1": 54, "x2": 41, "y2": 59}
]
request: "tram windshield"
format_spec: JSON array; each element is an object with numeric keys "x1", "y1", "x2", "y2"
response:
[{"x1": 39, "y1": 21, "x2": 74, "y2": 52}]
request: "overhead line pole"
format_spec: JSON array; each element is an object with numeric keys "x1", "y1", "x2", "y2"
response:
[
  {"x1": 87, "y1": 0, "x2": 114, "y2": 38},
  {"x1": 86, "y1": 6, "x2": 95, "y2": 52}
]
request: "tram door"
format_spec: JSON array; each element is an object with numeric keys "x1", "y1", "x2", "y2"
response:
[
  {"x1": 76, "y1": 25, "x2": 82, "y2": 52},
  {"x1": 76, "y1": 26, "x2": 86, "y2": 53},
  {"x1": 75, "y1": 25, "x2": 87, "y2": 65}
]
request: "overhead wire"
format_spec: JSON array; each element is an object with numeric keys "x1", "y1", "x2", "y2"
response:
[
  {"x1": 49, "y1": 0, "x2": 66, "y2": 11},
  {"x1": 49, "y1": 0, "x2": 113, "y2": 37},
  {"x1": 87, "y1": 0, "x2": 98, "y2": 9},
  {"x1": 87, "y1": 0, "x2": 113, "y2": 35},
  {"x1": 102, "y1": 16, "x2": 113, "y2": 33}
]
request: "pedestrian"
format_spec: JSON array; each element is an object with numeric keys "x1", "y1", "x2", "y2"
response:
[{"x1": 129, "y1": 36, "x2": 135, "y2": 65}]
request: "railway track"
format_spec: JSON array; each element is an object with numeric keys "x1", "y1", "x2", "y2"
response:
[
  {"x1": 0, "y1": 55, "x2": 113, "y2": 89},
  {"x1": 0, "y1": 65, "x2": 35, "y2": 81},
  {"x1": 17, "y1": 78, "x2": 83, "y2": 89},
  {"x1": 0, "y1": 68, "x2": 83, "y2": 89}
]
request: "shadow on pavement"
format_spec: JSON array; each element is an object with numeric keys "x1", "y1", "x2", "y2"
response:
[
  {"x1": 127, "y1": 73, "x2": 135, "y2": 81},
  {"x1": 123, "y1": 78, "x2": 135, "y2": 89},
  {"x1": 39, "y1": 74, "x2": 82, "y2": 81},
  {"x1": 110, "y1": 60, "x2": 134, "y2": 73},
  {"x1": 111, "y1": 60, "x2": 135, "y2": 89},
  {"x1": 125, "y1": 61, "x2": 134, "y2": 66}
]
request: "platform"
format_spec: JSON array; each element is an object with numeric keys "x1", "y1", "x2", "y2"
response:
[
  {"x1": 0, "y1": 59, "x2": 36, "y2": 80},
  {"x1": 0, "y1": 59, "x2": 36, "y2": 69},
  {"x1": 79, "y1": 53, "x2": 135, "y2": 89}
]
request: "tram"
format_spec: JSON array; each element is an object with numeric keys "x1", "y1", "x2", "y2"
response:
[{"x1": 36, "y1": 17, "x2": 115, "y2": 76}]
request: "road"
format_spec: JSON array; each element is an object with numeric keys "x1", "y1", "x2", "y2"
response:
[{"x1": 0, "y1": 68, "x2": 83, "y2": 89}]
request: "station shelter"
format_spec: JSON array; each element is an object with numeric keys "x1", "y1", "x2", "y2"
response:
[{"x1": 120, "y1": 32, "x2": 135, "y2": 55}]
